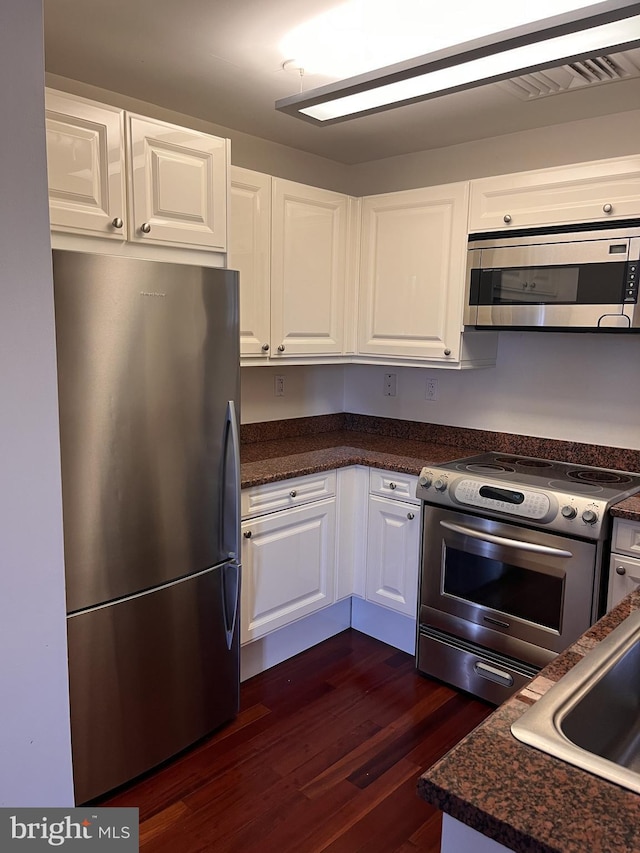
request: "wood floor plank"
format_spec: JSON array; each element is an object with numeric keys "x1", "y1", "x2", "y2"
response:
[{"x1": 100, "y1": 629, "x2": 493, "y2": 852}]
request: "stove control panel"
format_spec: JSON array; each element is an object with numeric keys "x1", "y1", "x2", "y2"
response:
[{"x1": 453, "y1": 478, "x2": 551, "y2": 520}]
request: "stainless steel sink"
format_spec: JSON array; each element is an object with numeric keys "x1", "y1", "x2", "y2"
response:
[{"x1": 511, "y1": 609, "x2": 640, "y2": 793}]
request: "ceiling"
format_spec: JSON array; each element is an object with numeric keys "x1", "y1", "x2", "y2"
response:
[{"x1": 43, "y1": 0, "x2": 640, "y2": 165}]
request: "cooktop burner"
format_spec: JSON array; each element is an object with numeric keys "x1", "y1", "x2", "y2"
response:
[{"x1": 443, "y1": 452, "x2": 640, "y2": 499}]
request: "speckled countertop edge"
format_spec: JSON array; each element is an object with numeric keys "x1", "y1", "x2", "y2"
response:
[{"x1": 417, "y1": 590, "x2": 640, "y2": 853}]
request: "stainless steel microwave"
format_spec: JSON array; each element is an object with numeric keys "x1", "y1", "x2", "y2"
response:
[{"x1": 464, "y1": 221, "x2": 640, "y2": 331}]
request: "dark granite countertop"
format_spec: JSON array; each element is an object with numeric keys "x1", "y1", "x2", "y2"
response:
[
  {"x1": 240, "y1": 429, "x2": 476, "y2": 489},
  {"x1": 418, "y1": 590, "x2": 640, "y2": 853},
  {"x1": 239, "y1": 415, "x2": 640, "y2": 523}
]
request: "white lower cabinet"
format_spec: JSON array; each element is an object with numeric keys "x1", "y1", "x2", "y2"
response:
[
  {"x1": 607, "y1": 518, "x2": 640, "y2": 610},
  {"x1": 240, "y1": 477, "x2": 336, "y2": 644},
  {"x1": 365, "y1": 470, "x2": 421, "y2": 617},
  {"x1": 240, "y1": 467, "x2": 422, "y2": 667}
]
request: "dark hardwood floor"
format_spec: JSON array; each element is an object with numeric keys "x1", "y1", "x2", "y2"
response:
[{"x1": 101, "y1": 629, "x2": 492, "y2": 852}]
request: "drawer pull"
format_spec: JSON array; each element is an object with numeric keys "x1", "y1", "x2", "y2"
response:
[
  {"x1": 407, "y1": 512, "x2": 415, "y2": 520},
  {"x1": 616, "y1": 565, "x2": 627, "y2": 576},
  {"x1": 389, "y1": 482, "x2": 397, "y2": 490},
  {"x1": 474, "y1": 661, "x2": 513, "y2": 688},
  {"x1": 243, "y1": 531, "x2": 252, "y2": 539},
  {"x1": 289, "y1": 490, "x2": 297, "y2": 498}
]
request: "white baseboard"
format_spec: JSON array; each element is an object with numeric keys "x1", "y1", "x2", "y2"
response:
[
  {"x1": 240, "y1": 598, "x2": 352, "y2": 681},
  {"x1": 350, "y1": 597, "x2": 416, "y2": 655},
  {"x1": 240, "y1": 597, "x2": 417, "y2": 680}
]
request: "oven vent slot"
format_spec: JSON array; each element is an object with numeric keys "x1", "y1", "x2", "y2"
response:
[
  {"x1": 498, "y1": 50, "x2": 640, "y2": 100},
  {"x1": 419, "y1": 625, "x2": 540, "y2": 679}
]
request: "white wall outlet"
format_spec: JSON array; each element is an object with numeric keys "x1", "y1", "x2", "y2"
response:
[
  {"x1": 426, "y1": 378, "x2": 438, "y2": 401},
  {"x1": 383, "y1": 373, "x2": 397, "y2": 397},
  {"x1": 274, "y1": 374, "x2": 285, "y2": 397}
]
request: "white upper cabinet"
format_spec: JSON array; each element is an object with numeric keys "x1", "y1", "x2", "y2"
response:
[
  {"x1": 271, "y1": 179, "x2": 348, "y2": 357},
  {"x1": 45, "y1": 91, "x2": 127, "y2": 239},
  {"x1": 358, "y1": 183, "x2": 471, "y2": 362},
  {"x1": 127, "y1": 115, "x2": 227, "y2": 250},
  {"x1": 45, "y1": 90, "x2": 229, "y2": 255},
  {"x1": 230, "y1": 170, "x2": 354, "y2": 362},
  {"x1": 469, "y1": 156, "x2": 640, "y2": 232},
  {"x1": 229, "y1": 167, "x2": 272, "y2": 358}
]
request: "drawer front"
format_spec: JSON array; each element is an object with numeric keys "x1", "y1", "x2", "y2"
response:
[
  {"x1": 369, "y1": 469, "x2": 420, "y2": 504},
  {"x1": 242, "y1": 471, "x2": 337, "y2": 518},
  {"x1": 611, "y1": 519, "x2": 640, "y2": 558}
]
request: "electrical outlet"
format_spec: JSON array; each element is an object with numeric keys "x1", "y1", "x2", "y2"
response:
[
  {"x1": 274, "y1": 375, "x2": 285, "y2": 397},
  {"x1": 383, "y1": 373, "x2": 397, "y2": 397},
  {"x1": 426, "y1": 378, "x2": 438, "y2": 401}
]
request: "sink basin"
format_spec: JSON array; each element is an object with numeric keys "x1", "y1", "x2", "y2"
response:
[{"x1": 511, "y1": 609, "x2": 640, "y2": 794}]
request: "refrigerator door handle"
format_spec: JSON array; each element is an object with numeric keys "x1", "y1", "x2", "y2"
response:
[
  {"x1": 223, "y1": 400, "x2": 241, "y2": 562},
  {"x1": 222, "y1": 561, "x2": 240, "y2": 650}
]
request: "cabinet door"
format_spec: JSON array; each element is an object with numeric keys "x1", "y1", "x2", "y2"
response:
[
  {"x1": 469, "y1": 157, "x2": 640, "y2": 232},
  {"x1": 240, "y1": 499, "x2": 336, "y2": 643},
  {"x1": 358, "y1": 183, "x2": 469, "y2": 361},
  {"x1": 608, "y1": 554, "x2": 640, "y2": 611},
  {"x1": 271, "y1": 179, "x2": 348, "y2": 356},
  {"x1": 229, "y1": 167, "x2": 272, "y2": 358},
  {"x1": 45, "y1": 90, "x2": 126, "y2": 239},
  {"x1": 365, "y1": 495, "x2": 420, "y2": 617},
  {"x1": 127, "y1": 115, "x2": 227, "y2": 250}
]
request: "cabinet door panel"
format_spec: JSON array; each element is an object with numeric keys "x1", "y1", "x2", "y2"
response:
[
  {"x1": 45, "y1": 91, "x2": 126, "y2": 238},
  {"x1": 608, "y1": 554, "x2": 640, "y2": 611},
  {"x1": 241, "y1": 499, "x2": 336, "y2": 643},
  {"x1": 366, "y1": 495, "x2": 420, "y2": 616},
  {"x1": 229, "y1": 167, "x2": 271, "y2": 358},
  {"x1": 358, "y1": 183, "x2": 469, "y2": 361},
  {"x1": 128, "y1": 115, "x2": 227, "y2": 250},
  {"x1": 271, "y1": 180, "x2": 347, "y2": 356}
]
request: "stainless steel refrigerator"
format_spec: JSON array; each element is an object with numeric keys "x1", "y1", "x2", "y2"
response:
[{"x1": 52, "y1": 250, "x2": 241, "y2": 804}]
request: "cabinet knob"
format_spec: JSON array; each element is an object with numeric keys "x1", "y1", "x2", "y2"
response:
[
  {"x1": 616, "y1": 565, "x2": 626, "y2": 575},
  {"x1": 603, "y1": 203, "x2": 613, "y2": 214},
  {"x1": 277, "y1": 344, "x2": 285, "y2": 352},
  {"x1": 261, "y1": 343, "x2": 270, "y2": 352},
  {"x1": 289, "y1": 490, "x2": 297, "y2": 498},
  {"x1": 389, "y1": 482, "x2": 397, "y2": 490},
  {"x1": 111, "y1": 217, "x2": 124, "y2": 229},
  {"x1": 407, "y1": 512, "x2": 415, "y2": 520},
  {"x1": 243, "y1": 530, "x2": 252, "y2": 539},
  {"x1": 140, "y1": 222, "x2": 152, "y2": 234},
  {"x1": 503, "y1": 214, "x2": 512, "y2": 223},
  {"x1": 444, "y1": 348, "x2": 452, "y2": 356}
]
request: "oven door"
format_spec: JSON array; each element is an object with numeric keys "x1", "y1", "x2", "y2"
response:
[{"x1": 420, "y1": 506, "x2": 597, "y2": 658}]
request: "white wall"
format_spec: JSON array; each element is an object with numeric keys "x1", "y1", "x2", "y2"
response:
[
  {"x1": 345, "y1": 332, "x2": 640, "y2": 451},
  {"x1": 0, "y1": 0, "x2": 74, "y2": 806},
  {"x1": 349, "y1": 109, "x2": 640, "y2": 195},
  {"x1": 241, "y1": 365, "x2": 345, "y2": 423}
]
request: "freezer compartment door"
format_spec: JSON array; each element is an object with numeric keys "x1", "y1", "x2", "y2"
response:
[{"x1": 67, "y1": 561, "x2": 240, "y2": 804}]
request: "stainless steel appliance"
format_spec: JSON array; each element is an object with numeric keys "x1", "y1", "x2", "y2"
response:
[
  {"x1": 53, "y1": 250, "x2": 241, "y2": 804},
  {"x1": 464, "y1": 221, "x2": 640, "y2": 331},
  {"x1": 416, "y1": 452, "x2": 640, "y2": 704}
]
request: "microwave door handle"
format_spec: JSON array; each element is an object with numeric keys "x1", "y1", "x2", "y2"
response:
[{"x1": 439, "y1": 520, "x2": 573, "y2": 558}]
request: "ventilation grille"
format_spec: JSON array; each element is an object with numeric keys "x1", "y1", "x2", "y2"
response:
[{"x1": 498, "y1": 50, "x2": 640, "y2": 100}]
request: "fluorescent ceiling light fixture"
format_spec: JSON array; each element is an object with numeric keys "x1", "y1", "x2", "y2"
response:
[
  {"x1": 276, "y1": 1, "x2": 640, "y2": 124},
  {"x1": 279, "y1": 0, "x2": 622, "y2": 79}
]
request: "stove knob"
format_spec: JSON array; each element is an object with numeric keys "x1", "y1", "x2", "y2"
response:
[
  {"x1": 418, "y1": 471, "x2": 433, "y2": 488},
  {"x1": 582, "y1": 508, "x2": 599, "y2": 525},
  {"x1": 561, "y1": 505, "x2": 577, "y2": 519},
  {"x1": 434, "y1": 476, "x2": 449, "y2": 492}
]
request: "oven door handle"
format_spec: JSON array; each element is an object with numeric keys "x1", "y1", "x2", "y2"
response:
[{"x1": 439, "y1": 520, "x2": 573, "y2": 558}]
